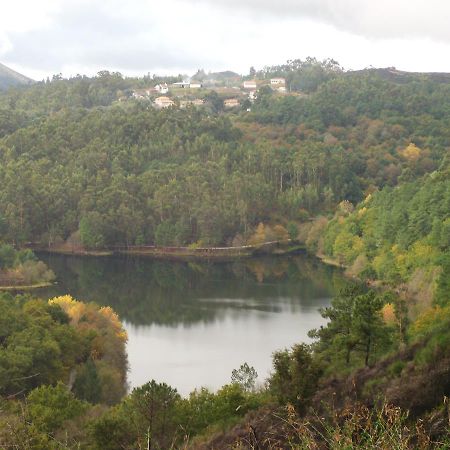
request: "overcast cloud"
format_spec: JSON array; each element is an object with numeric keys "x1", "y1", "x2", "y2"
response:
[
  {"x1": 184, "y1": 0, "x2": 450, "y2": 43},
  {"x1": 1, "y1": 0, "x2": 449, "y2": 80}
]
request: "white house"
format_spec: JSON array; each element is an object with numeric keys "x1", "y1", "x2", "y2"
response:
[
  {"x1": 154, "y1": 96, "x2": 175, "y2": 108},
  {"x1": 154, "y1": 83, "x2": 169, "y2": 94},
  {"x1": 189, "y1": 82, "x2": 202, "y2": 89},
  {"x1": 173, "y1": 81, "x2": 190, "y2": 88},
  {"x1": 243, "y1": 80, "x2": 257, "y2": 89},
  {"x1": 248, "y1": 90, "x2": 257, "y2": 101},
  {"x1": 270, "y1": 77, "x2": 286, "y2": 86}
]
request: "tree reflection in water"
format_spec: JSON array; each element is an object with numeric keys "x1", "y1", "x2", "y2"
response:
[{"x1": 38, "y1": 253, "x2": 345, "y2": 327}]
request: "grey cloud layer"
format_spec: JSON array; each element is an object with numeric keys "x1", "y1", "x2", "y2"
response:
[
  {"x1": 184, "y1": 0, "x2": 450, "y2": 43},
  {"x1": 4, "y1": 0, "x2": 212, "y2": 74},
  {"x1": 2, "y1": 0, "x2": 449, "y2": 77}
]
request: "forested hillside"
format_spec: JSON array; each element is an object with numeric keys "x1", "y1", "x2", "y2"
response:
[
  {"x1": 0, "y1": 62, "x2": 449, "y2": 250},
  {"x1": 0, "y1": 59, "x2": 449, "y2": 448},
  {"x1": 302, "y1": 164, "x2": 449, "y2": 306}
]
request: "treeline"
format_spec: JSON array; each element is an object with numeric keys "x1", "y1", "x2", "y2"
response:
[
  {"x1": 0, "y1": 70, "x2": 182, "y2": 137},
  {"x1": 250, "y1": 65, "x2": 450, "y2": 126},
  {"x1": 0, "y1": 64, "x2": 449, "y2": 248},
  {"x1": 252, "y1": 56, "x2": 343, "y2": 92}
]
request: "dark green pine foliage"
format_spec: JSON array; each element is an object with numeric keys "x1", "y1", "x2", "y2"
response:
[{"x1": 73, "y1": 358, "x2": 102, "y2": 404}]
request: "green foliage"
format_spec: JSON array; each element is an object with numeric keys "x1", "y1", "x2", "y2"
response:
[
  {"x1": 26, "y1": 382, "x2": 89, "y2": 433},
  {"x1": 177, "y1": 383, "x2": 257, "y2": 437},
  {"x1": 409, "y1": 304, "x2": 450, "y2": 367},
  {"x1": 73, "y1": 358, "x2": 102, "y2": 404},
  {"x1": 321, "y1": 167, "x2": 449, "y2": 305},
  {"x1": 0, "y1": 411, "x2": 55, "y2": 450},
  {"x1": 309, "y1": 285, "x2": 392, "y2": 370},
  {"x1": 269, "y1": 343, "x2": 321, "y2": 413},
  {"x1": 20, "y1": 260, "x2": 55, "y2": 284},
  {"x1": 387, "y1": 360, "x2": 406, "y2": 377},
  {"x1": 0, "y1": 294, "x2": 127, "y2": 409},
  {"x1": 434, "y1": 253, "x2": 450, "y2": 307},
  {"x1": 50, "y1": 295, "x2": 128, "y2": 405},
  {"x1": 14, "y1": 248, "x2": 37, "y2": 264},
  {"x1": 287, "y1": 221, "x2": 299, "y2": 241},
  {"x1": 90, "y1": 378, "x2": 267, "y2": 447},
  {"x1": 126, "y1": 380, "x2": 180, "y2": 448},
  {"x1": 155, "y1": 221, "x2": 177, "y2": 246},
  {"x1": 309, "y1": 284, "x2": 363, "y2": 366},
  {"x1": 89, "y1": 406, "x2": 135, "y2": 450},
  {"x1": 0, "y1": 243, "x2": 15, "y2": 269},
  {"x1": 79, "y1": 212, "x2": 106, "y2": 249},
  {"x1": 0, "y1": 245, "x2": 54, "y2": 286},
  {"x1": 91, "y1": 380, "x2": 180, "y2": 449},
  {"x1": 0, "y1": 65, "x2": 449, "y2": 448},
  {"x1": 0, "y1": 296, "x2": 80, "y2": 396},
  {"x1": 231, "y1": 362, "x2": 258, "y2": 392},
  {"x1": 352, "y1": 291, "x2": 390, "y2": 366}
]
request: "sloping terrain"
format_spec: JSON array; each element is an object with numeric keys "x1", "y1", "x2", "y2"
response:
[{"x1": 0, "y1": 62, "x2": 33, "y2": 90}]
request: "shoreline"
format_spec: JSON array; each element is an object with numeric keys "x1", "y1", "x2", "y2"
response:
[
  {"x1": 31, "y1": 242, "x2": 305, "y2": 260},
  {"x1": 0, "y1": 281, "x2": 55, "y2": 291},
  {"x1": 315, "y1": 252, "x2": 346, "y2": 268}
]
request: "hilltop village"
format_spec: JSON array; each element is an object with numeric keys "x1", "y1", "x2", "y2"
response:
[{"x1": 127, "y1": 71, "x2": 290, "y2": 109}]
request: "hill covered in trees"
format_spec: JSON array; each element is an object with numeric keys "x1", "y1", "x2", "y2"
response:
[
  {"x1": 0, "y1": 59, "x2": 449, "y2": 447},
  {"x1": 302, "y1": 164, "x2": 449, "y2": 306},
  {"x1": 0, "y1": 60, "x2": 449, "y2": 251}
]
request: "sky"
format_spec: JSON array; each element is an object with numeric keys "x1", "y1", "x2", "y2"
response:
[{"x1": 1, "y1": 0, "x2": 450, "y2": 80}]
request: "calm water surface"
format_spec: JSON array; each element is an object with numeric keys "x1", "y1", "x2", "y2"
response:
[{"x1": 39, "y1": 253, "x2": 345, "y2": 395}]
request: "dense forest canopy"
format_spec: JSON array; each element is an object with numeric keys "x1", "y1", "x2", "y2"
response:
[
  {"x1": 0, "y1": 293, "x2": 127, "y2": 402},
  {"x1": 0, "y1": 60, "x2": 449, "y2": 249},
  {"x1": 303, "y1": 165, "x2": 449, "y2": 306}
]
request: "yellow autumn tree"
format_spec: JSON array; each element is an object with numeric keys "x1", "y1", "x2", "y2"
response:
[
  {"x1": 382, "y1": 303, "x2": 396, "y2": 326},
  {"x1": 249, "y1": 222, "x2": 267, "y2": 246},
  {"x1": 400, "y1": 143, "x2": 421, "y2": 162},
  {"x1": 273, "y1": 224, "x2": 289, "y2": 242},
  {"x1": 49, "y1": 295, "x2": 128, "y2": 404}
]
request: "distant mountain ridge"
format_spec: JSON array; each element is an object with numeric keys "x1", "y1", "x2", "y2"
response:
[{"x1": 0, "y1": 62, "x2": 33, "y2": 90}]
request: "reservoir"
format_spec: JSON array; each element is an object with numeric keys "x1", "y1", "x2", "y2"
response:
[{"x1": 39, "y1": 253, "x2": 345, "y2": 395}]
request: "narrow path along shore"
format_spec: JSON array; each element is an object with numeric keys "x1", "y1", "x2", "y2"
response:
[
  {"x1": 0, "y1": 281, "x2": 55, "y2": 291},
  {"x1": 28, "y1": 240, "x2": 305, "y2": 260}
]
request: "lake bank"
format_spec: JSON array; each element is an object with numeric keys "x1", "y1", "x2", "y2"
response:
[
  {"x1": 28, "y1": 240, "x2": 305, "y2": 260},
  {"x1": 0, "y1": 281, "x2": 55, "y2": 291}
]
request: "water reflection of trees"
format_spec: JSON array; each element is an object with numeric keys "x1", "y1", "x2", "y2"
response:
[{"x1": 38, "y1": 254, "x2": 346, "y2": 327}]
